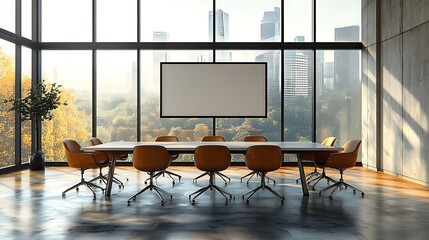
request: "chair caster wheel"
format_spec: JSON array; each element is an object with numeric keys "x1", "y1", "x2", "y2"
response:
[
  {"x1": 191, "y1": 200, "x2": 196, "y2": 205},
  {"x1": 62, "y1": 194, "x2": 66, "y2": 198},
  {"x1": 329, "y1": 195, "x2": 333, "y2": 200},
  {"x1": 76, "y1": 187, "x2": 79, "y2": 191},
  {"x1": 127, "y1": 201, "x2": 131, "y2": 206},
  {"x1": 296, "y1": 179, "x2": 299, "y2": 184},
  {"x1": 246, "y1": 200, "x2": 249, "y2": 205},
  {"x1": 361, "y1": 193, "x2": 365, "y2": 197},
  {"x1": 319, "y1": 191, "x2": 322, "y2": 196},
  {"x1": 161, "y1": 201, "x2": 164, "y2": 206},
  {"x1": 172, "y1": 181, "x2": 175, "y2": 185},
  {"x1": 133, "y1": 197, "x2": 136, "y2": 201},
  {"x1": 312, "y1": 187, "x2": 315, "y2": 191}
]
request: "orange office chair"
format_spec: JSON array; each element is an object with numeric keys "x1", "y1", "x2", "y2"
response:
[
  {"x1": 295, "y1": 136, "x2": 337, "y2": 188},
  {"x1": 319, "y1": 140, "x2": 364, "y2": 199},
  {"x1": 189, "y1": 145, "x2": 234, "y2": 205},
  {"x1": 127, "y1": 145, "x2": 173, "y2": 206},
  {"x1": 88, "y1": 137, "x2": 128, "y2": 189},
  {"x1": 151, "y1": 135, "x2": 182, "y2": 185},
  {"x1": 240, "y1": 135, "x2": 277, "y2": 185},
  {"x1": 193, "y1": 135, "x2": 230, "y2": 184},
  {"x1": 242, "y1": 145, "x2": 284, "y2": 204},
  {"x1": 62, "y1": 139, "x2": 107, "y2": 199}
]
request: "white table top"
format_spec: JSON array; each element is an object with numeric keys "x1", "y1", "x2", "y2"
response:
[{"x1": 81, "y1": 141, "x2": 342, "y2": 154}]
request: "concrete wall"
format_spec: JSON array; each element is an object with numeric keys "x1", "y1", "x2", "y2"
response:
[{"x1": 362, "y1": 0, "x2": 429, "y2": 185}]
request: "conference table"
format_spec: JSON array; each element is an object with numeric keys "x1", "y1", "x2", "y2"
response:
[{"x1": 81, "y1": 141, "x2": 343, "y2": 197}]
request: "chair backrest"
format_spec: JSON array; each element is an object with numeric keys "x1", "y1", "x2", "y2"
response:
[
  {"x1": 63, "y1": 139, "x2": 82, "y2": 153},
  {"x1": 245, "y1": 145, "x2": 283, "y2": 172},
  {"x1": 321, "y1": 136, "x2": 336, "y2": 147},
  {"x1": 201, "y1": 135, "x2": 225, "y2": 142},
  {"x1": 244, "y1": 135, "x2": 267, "y2": 142},
  {"x1": 89, "y1": 137, "x2": 103, "y2": 146},
  {"x1": 155, "y1": 135, "x2": 179, "y2": 142},
  {"x1": 62, "y1": 139, "x2": 100, "y2": 169},
  {"x1": 155, "y1": 135, "x2": 179, "y2": 160},
  {"x1": 326, "y1": 140, "x2": 361, "y2": 169},
  {"x1": 302, "y1": 136, "x2": 336, "y2": 161},
  {"x1": 133, "y1": 145, "x2": 171, "y2": 172},
  {"x1": 194, "y1": 145, "x2": 231, "y2": 172}
]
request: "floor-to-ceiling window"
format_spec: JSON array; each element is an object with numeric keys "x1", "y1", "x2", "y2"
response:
[{"x1": 0, "y1": 0, "x2": 362, "y2": 166}]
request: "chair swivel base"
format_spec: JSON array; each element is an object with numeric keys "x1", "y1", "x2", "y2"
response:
[
  {"x1": 242, "y1": 172, "x2": 284, "y2": 204},
  {"x1": 89, "y1": 169, "x2": 125, "y2": 189},
  {"x1": 147, "y1": 170, "x2": 182, "y2": 185},
  {"x1": 189, "y1": 172, "x2": 234, "y2": 205},
  {"x1": 193, "y1": 171, "x2": 230, "y2": 184},
  {"x1": 319, "y1": 171, "x2": 364, "y2": 199},
  {"x1": 296, "y1": 166, "x2": 320, "y2": 183},
  {"x1": 62, "y1": 171, "x2": 105, "y2": 200},
  {"x1": 128, "y1": 172, "x2": 172, "y2": 206},
  {"x1": 307, "y1": 168, "x2": 337, "y2": 191},
  {"x1": 241, "y1": 171, "x2": 276, "y2": 185}
]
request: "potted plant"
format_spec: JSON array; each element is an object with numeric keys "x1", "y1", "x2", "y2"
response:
[{"x1": 4, "y1": 80, "x2": 67, "y2": 170}]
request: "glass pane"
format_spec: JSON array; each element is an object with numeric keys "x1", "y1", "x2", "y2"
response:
[
  {"x1": 284, "y1": 0, "x2": 312, "y2": 42},
  {"x1": 316, "y1": 0, "x2": 361, "y2": 42},
  {"x1": 215, "y1": 50, "x2": 281, "y2": 161},
  {"x1": 0, "y1": 40, "x2": 16, "y2": 168},
  {"x1": 42, "y1": 0, "x2": 92, "y2": 42},
  {"x1": 97, "y1": 50, "x2": 137, "y2": 142},
  {"x1": 21, "y1": 46, "x2": 32, "y2": 163},
  {"x1": 284, "y1": 50, "x2": 313, "y2": 142},
  {"x1": 316, "y1": 50, "x2": 361, "y2": 151},
  {"x1": 97, "y1": 0, "x2": 137, "y2": 42},
  {"x1": 0, "y1": 0, "x2": 15, "y2": 33},
  {"x1": 141, "y1": 0, "x2": 211, "y2": 42},
  {"x1": 22, "y1": 0, "x2": 32, "y2": 39},
  {"x1": 141, "y1": 50, "x2": 213, "y2": 162},
  {"x1": 42, "y1": 50, "x2": 92, "y2": 161},
  {"x1": 216, "y1": 0, "x2": 281, "y2": 42}
]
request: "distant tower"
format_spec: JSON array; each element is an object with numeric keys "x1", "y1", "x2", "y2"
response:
[
  {"x1": 152, "y1": 31, "x2": 169, "y2": 90},
  {"x1": 334, "y1": 25, "x2": 360, "y2": 92},
  {"x1": 209, "y1": 9, "x2": 229, "y2": 42},
  {"x1": 209, "y1": 10, "x2": 231, "y2": 61},
  {"x1": 256, "y1": 7, "x2": 281, "y2": 107},
  {"x1": 261, "y1": 7, "x2": 280, "y2": 41},
  {"x1": 284, "y1": 36, "x2": 311, "y2": 98}
]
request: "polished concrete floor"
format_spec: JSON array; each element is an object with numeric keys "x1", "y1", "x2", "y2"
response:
[{"x1": 0, "y1": 166, "x2": 428, "y2": 240}]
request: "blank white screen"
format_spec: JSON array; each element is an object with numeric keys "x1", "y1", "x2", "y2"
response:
[{"x1": 161, "y1": 63, "x2": 267, "y2": 117}]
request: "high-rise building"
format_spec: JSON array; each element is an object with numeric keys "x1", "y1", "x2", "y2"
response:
[
  {"x1": 151, "y1": 31, "x2": 169, "y2": 92},
  {"x1": 334, "y1": 25, "x2": 360, "y2": 92},
  {"x1": 261, "y1": 7, "x2": 280, "y2": 41},
  {"x1": 256, "y1": 8, "x2": 281, "y2": 106},
  {"x1": 284, "y1": 36, "x2": 311, "y2": 98},
  {"x1": 209, "y1": 9, "x2": 229, "y2": 42},
  {"x1": 209, "y1": 10, "x2": 230, "y2": 61}
]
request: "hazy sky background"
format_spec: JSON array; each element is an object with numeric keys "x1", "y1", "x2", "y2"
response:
[{"x1": 1, "y1": 0, "x2": 361, "y2": 92}]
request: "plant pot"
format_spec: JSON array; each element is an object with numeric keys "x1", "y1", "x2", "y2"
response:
[{"x1": 30, "y1": 151, "x2": 45, "y2": 171}]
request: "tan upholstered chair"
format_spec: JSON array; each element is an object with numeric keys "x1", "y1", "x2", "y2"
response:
[
  {"x1": 62, "y1": 139, "x2": 107, "y2": 199},
  {"x1": 296, "y1": 136, "x2": 337, "y2": 188},
  {"x1": 193, "y1": 135, "x2": 230, "y2": 183},
  {"x1": 189, "y1": 145, "x2": 234, "y2": 204},
  {"x1": 88, "y1": 137, "x2": 127, "y2": 188},
  {"x1": 152, "y1": 135, "x2": 181, "y2": 185},
  {"x1": 240, "y1": 135, "x2": 276, "y2": 184},
  {"x1": 319, "y1": 140, "x2": 364, "y2": 199},
  {"x1": 127, "y1": 145, "x2": 173, "y2": 206},
  {"x1": 242, "y1": 145, "x2": 284, "y2": 204}
]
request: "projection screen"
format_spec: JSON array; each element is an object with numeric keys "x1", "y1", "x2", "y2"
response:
[{"x1": 160, "y1": 62, "x2": 267, "y2": 118}]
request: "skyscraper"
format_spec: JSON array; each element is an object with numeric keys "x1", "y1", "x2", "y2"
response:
[
  {"x1": 284, "y1": 36, "x2": 311, "y2": 98},
  {"x1": 209, "y1": 9, "x2": 229, "y2": 42},
  {"x1": 334, "y1": 25, "x2": 360, "y2": 92},
  {"x1": 256, "y1": 7, "x2": 281, "y2": 106},
  {"x1": 209, "y1": 9, "x2": 230, "y2": 61},
  {"x1": 260, "y1": 7, "x2": 280, "y2": 41}
]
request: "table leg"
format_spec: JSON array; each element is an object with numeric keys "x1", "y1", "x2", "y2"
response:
[
  {"x1": 105, "y1": 154, "x2": 117, "y2": 196},
  {"x1": 296, "y1": 154, "x2": 309, "y2": 196}
]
